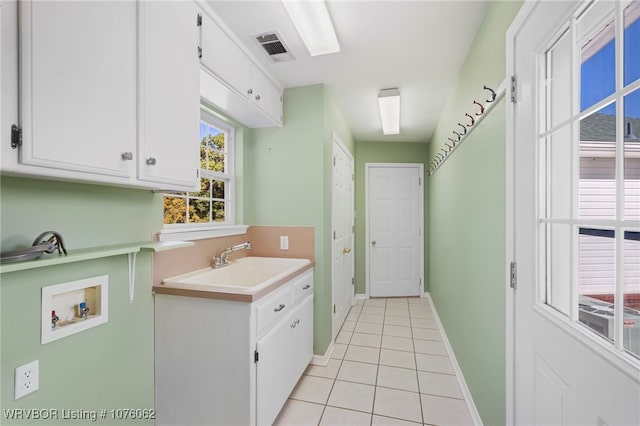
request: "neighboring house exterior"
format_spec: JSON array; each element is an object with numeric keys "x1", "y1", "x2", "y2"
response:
[{"x1": 578, "y1": 113, "x2": 640, "y2": 355}]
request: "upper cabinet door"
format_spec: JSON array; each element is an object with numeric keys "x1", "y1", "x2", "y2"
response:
[
  {"x1": 137, "y1": 0, "x2": 200, "y2": 190},
  {"x1": 200, "y1": 12, "x2": 252, "y2": 96},
  {"x1": 19, "y1": 0, "x2": 137, "y2": 178},
  {"x1": 249, "y1": 65, "x2": 284, "y2": 125}
]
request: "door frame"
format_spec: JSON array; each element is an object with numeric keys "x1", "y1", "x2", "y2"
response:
[
  {"x1": 365, "y1": 162, "x2": 424, "y2": 298},
  {"x1": 331, "y1": 131, "x2": 355, "y2": 338},
  {"x1": 505, "y1": 3, "x2": 538, "y2": 424}
]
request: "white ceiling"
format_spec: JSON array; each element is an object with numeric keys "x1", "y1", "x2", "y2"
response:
[{"x1": 205, "y1": 0, "x2": 489, "y2": 143}]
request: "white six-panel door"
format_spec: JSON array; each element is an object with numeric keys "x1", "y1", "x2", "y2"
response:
[{"x1": 366, "y1": 164, "x2": 423, "y2": 297}]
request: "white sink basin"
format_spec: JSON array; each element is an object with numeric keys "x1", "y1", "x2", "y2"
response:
[{"x1": 163, "y1": 256, "x2": 311, "y2": 294}]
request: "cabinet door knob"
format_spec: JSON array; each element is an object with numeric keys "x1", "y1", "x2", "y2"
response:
[
  {"x1": 121, "y1": 152, "x2": 133, "y2": 161},
  {"x1": 146, "y1": 157, "x2": 157, "y2": 166},
  {"x1": 274, "y1": 304, "x2": 285, "y2": 312},
  {"x1": 255, "y1": 94, "x2": 261, "y2": 101},
  {"x1": 371, "y1": 240, "x2": 376, "y2": 246},
  {"x1": 302, "y1": 284, "x2": 311, "y2": 290},
  {"x1": 247, "y1": 88, "x2": 253, "y2": 95}
]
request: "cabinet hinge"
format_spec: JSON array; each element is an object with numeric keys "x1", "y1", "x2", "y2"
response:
[
  {"x1": 333, "y1": 155, "x2": 336, "y2": 166},
  {"x1": 510, "y1": 75, "x2": 517, "y2": 103},
  {"x1": 351, "y1": 277, "x2": 355, "y2": 285},
  {"x1": 11, "y1": 124, "x2": 22, "y2": 149},
  {"x1": 333, "y1": 304, "x2": 336, "y2": 314},
  {"x1": 197, "y1": 46, "x2": 203, "y2": 59},
  {"x1": 333, "y1": 231, "x2": 336, "y2": 240},
  {"x1": 352, "y1": 225, "x2": 354, "y2": 233},
  {"x1": 196, "y1": 13, "x2": 202, "y2": 27},
  {"x1": 510, "y1": 261, "x2": 517, "y2": 289},
  {"x1": 418, "y1": 177, "x2": 421, "y2": 186},
  {"x1": 254, "y1": 350, "x2": 259, "y2": 363}
]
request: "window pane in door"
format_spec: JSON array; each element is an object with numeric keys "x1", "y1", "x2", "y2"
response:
[
  {"x1": 580, "y1": 18, "x2": 616, "y2": 112},
  {"x1": 547, "y1": 28, "x2": 572, "y2": 128},
  {"x1": 623, "y1": 231, "x2": 640, "y2": 359},
  {"x1": 578, "y1": 229, "x2": 616, "y2": 343},
  {"x1": 580, "y1": 103, "x2": 617, "y2": 220},
  {"x1": 624, "y1": 1, "x2": 640, "y2": 86},
  {"x1": 545, "y1": 223, "x2": 572, "y2": 316},
  {"x1": 544, "y1": 127, "x2": 573, "y2": 219},
  {"x1": 624, "y1": 89, "x2": 640, "y2": 221}
]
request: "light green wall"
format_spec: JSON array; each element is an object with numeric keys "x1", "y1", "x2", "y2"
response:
[
  {"x1": 354, "y1": 142, "x2": 430, "y2": 295},
  {"x1": 0, "y1": 177, "x2": 162, "y2": 424},
  {"x1": 245, "y1": 84, "x2": 354, "y2": 355},
  {"x1": 427, "y1": 2, "x2": 522, "y2": 426}
]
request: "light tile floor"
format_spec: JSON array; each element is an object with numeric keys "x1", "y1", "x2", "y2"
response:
[{"x1": 273, "y1": 297, "x2": 474, "y2": 426}]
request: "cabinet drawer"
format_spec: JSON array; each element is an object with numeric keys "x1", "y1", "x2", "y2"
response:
[
  {"x1": 256, "y1": 283, "x2": 293, "y2": 338},
  {"x1": 292, "y1": 270, "x2": 314, "y2": 304}
]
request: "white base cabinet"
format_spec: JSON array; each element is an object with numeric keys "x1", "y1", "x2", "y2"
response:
[{"x1": 154, "y1": 269, "x2": 313, "y2": 426}]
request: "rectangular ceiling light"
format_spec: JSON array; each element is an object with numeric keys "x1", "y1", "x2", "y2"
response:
[
  {"x1": 282, "y1": 0, "x2": 340, "y2": 56},
  {"x1": 378, "y1": 88, "x2": 400, "y2": 135}
]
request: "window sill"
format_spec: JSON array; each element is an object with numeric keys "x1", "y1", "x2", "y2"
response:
[{"x1": 158, "y1": 225, "x2": 249, "y2": 242}]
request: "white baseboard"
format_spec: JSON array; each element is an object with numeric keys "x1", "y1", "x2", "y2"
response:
[
  {"x1": 424, "y1": 293, "x2": 483, "y2": 426},
  {"x1": 354, "y1": 293, "x2": 368, "y2": 301},
  {"x1": 311, "y1": 341, "x2": 334, "y2": 366}
]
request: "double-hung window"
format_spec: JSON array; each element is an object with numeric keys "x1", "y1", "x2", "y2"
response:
[{"x1": 163, "y1": 109, "x2": 234, "y2": 227}]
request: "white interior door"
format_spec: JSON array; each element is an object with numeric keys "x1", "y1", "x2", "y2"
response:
[
  {"x1": 332, "y1": 133, "x2": 354, "y2": 338},
  {"x1": 367, "y1": 164, "x2": 423, "y2": 298},
  {"x1": 508, "y1": 1, "x2": 640, "y2": 424}
]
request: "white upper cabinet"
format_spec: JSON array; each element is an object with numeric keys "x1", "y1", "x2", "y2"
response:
[
  {"x1": 198, "y1": 7, "x2": 283, "y2": 128},
  {"x1": 200, "y1": 11, "x2": 252, "y2": 97},
  {"x1": 249, "y1": 64, "x2": 284, "y2": 125},
  {"x1": 137, "y1": 1, "x2": 200, "y2": 190},
  {"x1": 18, "y1": 0, "x2": 137, "y2": 178},
  {"x1": 3, "y1": 0, "x2": 200, "y2": 191}
]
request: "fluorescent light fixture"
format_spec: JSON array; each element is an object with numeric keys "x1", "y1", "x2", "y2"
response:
[
  {"x1": 378, "y1": 88, "x2": 400, "y2": 135},
  {"x1": 282, "y1": 0, "x2": 340, "y2": 56}
]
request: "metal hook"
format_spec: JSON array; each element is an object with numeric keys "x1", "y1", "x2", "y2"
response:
[
  {"x1": 445, "y1": 143, "x2": 454, "y2": 152},
  {"x1": 465, "y1": 113, "x2": 475, "y2": 127},
  {"x1": 457, "y1": 123, "x2": 467, "y2": 135},
  {"x1": 452, "y1": 131, "x2": 462, "y2": 141},
  {"x1": 447, "y1": 137, "x2": 457, "y2": 146},
  {"x1": 473, "y1": 100, "x2": 485, "y2": 116},
  {"x1": 484, "y1": 85, "x2": 496, "y2": 103}
]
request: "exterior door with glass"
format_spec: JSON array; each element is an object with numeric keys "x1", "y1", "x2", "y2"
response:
[{"x1": 508, "y1": 1, "x2": 640, "y2": 424}]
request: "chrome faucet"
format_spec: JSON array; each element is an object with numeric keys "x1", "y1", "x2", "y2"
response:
[{"x1": 214, "y1": 242, "x2": 251, "y2": 268}]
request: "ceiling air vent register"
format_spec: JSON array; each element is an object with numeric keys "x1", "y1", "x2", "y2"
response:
[{"x1": 254, "y1": 31, "x2": 295, "y2": 62}]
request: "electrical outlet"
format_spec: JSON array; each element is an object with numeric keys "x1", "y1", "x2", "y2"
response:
[
  {"x1": 15, "y1": 360, "x2": 39, "y2": 400},
  {"x1": 280, "y1": 236, "x2": 289, "y2": 250}
]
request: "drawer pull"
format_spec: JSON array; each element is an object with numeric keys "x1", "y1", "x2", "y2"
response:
[
  {"x1": 302, "y1": 284, "x2": 311, "y2": 290},
  {"x1": 274, "y1": 304, "x2": 286, "y2": 312},
  {"x1": 290, "y1": 318, "x2": 300, "y2": 328}
]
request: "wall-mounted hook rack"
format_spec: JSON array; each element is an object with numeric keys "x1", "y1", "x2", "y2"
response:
[{"x1": 427, "y1": 79, "x2": 506, "y2": 176}]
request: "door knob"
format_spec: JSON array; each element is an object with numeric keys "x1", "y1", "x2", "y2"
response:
[
  {"x1": 343, "y1": 247, "x2": 352, "y2": 254},
  {"x1": 371, "y1": 240, "x2": 376, "y2": 246}
]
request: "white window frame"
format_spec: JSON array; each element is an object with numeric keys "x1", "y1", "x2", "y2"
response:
[
  {"x1": 159, "y1": 107, "x2": 247, "y2": 241},
  {"x1": 539, "y1": 0, "x2": 640, "y2": 361}
]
